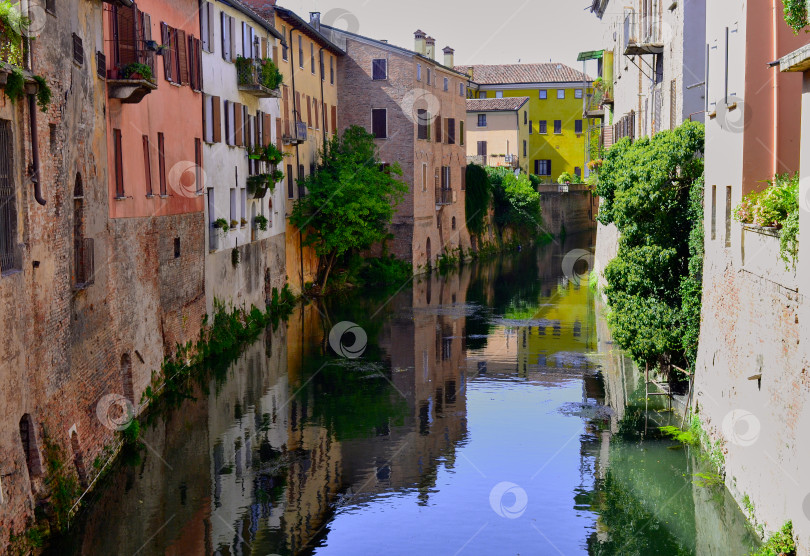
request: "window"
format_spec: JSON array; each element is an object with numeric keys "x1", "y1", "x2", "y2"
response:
[
  {"x1": 725, "y1": 186, "x2": 732, "y2": 248},
  {"x1": 319, "y1": 50, "x2": 325, "y2": 80},
  {"x1": 0, "y1": 120, "x2": 17, "y2": 272},
  {"x1": 298, "y1": 164, "x2": 305, "y2": 197},
  {"x1": 574, "y1": 166, "x2": 581, "y2": 180},
  {"x1": 427, "y1": 68, "x2": 431, "y2": 85},
  {"x1": 711, "y1": 185, "x2": 717, "y2": 240},
  {"x1": 575, "y1": 120, "x2": 583, "y2": 134},
  {"x1": 417, "y1": 63, "x2": 422, "y2": 81},
  {"x1": 495, "y1": 91, "x2": 503, "y2": 98},
  {"x1": 45, "y1": 0, "x2": 55, "y2": 14},
  {"x1": 287, "y1": 163, "x2": 294, "y2": 198},
  {"x1": 194, "y1": 138, "x2": 203, "y2": 194},
  {"x1": 447, "y1": 118, "x2": 455, "y2": 145},
  {"x1": 371, "y1": 109, "x2": 387, "y2": 138},
  {"x1": 459, "y1": 82, "x2": 464, "y2": 97},
  {"x1": 477, "y1": 114, "x2": 487, "y2": 127},
  {"x1": 19, "y1": 415, "x2": 43, "y2": 479},
  {"x1": 72, "y1": 33, "x2": 84, "y2": 66},
  {"x1": 281, "y1": 26, "x2": 288, "y2": 61},
  {"x1": 158, "y1": 132, "x2": 167, "y2": 195},
  {"x1": 113, "y1": 128, "x2": 124, "y2": 198},
  {"x1": 557, "y1": 89, "x2": 565, "y2": 99},
  {"x1": 477, "y1": 141, "x2": 487, "y2": 157},
  {"x1": 203, "y1": 95, "x2": 214, "y2": 142},
  {"x1": 575, "y1": 89, "x2": 583, "y2": 99},
  {"x1": 173, "y1": 237, "x2": 180, "y2": 258},
  {"x1": 201, "y1": 1, "x2": 214, "y2": 52},
  {"x1": 460, "y1": 121, "x2": 464, "y2": 146},
  {"x1": 528, "y1": 121, "x2": 533, "y2": 134},
  {"x1": 230, "y1": 187, "x2": 237, "y2": 224},
  {"x1": 422, "y1": 164, "x2": 427, "y2": 192},
  {"x1": 311, "y1": 42, "x2": 315, "y2": 74},
  {"x1": 417, "y1": 109, "x2": 429, "y2": 140},
  {"x1": 523, "y1": 140, "x2": 527, "y2": 157},
  {"x1": 372, "y1": 58, "x2": 387, "y2": 80},
  {"x1": 535, "y1": 159, "x2": 551, "y2": 176},
  {"x1": 142, "y1": 135, "x2": 152, "y2": 195},
  {"x1": 538, "y1": 120, "x2": 547, "y2": 134},
  {"x1": 554, "y1": 120, "x2": 562, "y2": 134},
  {"x1": 298, "y1": 36, "x2": 303, "y2": 68},
  {"x1": 241, "y1": 187, "x2": 246, "y2": 223},
  {"x1": 443, "y1": 77, "x2": 448, "y2": 91},
  {"x1": 524, "y1": 111, "x2": 527, "y2": 125},
  {"x1": 441, "y1": 166, "x2": 451, "y2": 189},
  {"x1": 435, "y1": 115, "x2": 442, "y2": 143},
  {"x1": 220, "y1": 13, "x2": 232, "y2": 62},
  {"x1": 539, "y1": 90, "x2": 547, "y2": 99}
]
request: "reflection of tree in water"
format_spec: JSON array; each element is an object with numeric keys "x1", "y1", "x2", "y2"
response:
[{"x1": 586, "y1": 471, "x2": 692, "y2": 556}]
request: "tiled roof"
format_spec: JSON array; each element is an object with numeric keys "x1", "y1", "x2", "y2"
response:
[
  {"x1": 455, "y1": 63, "x2": 591, "y2": 85},
  {"x1": 466, "y1": 97, "x2": 529, "y2": 112}
]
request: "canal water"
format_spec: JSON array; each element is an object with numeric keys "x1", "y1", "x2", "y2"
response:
[{"x1": 53, "y1": 233, "x2": 759, "y2": 555}]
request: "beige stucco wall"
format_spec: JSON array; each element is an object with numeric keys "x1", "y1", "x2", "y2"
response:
[{"x1": 465, "y1": 110, "x2": 521, "y2": 167}]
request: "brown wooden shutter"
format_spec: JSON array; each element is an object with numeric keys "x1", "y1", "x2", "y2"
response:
[
  {"x1": 263, "y1": 113, "x2": 271, "y2": 146},
  {"x1": 435, "y1": 115, "x2": 442, "y2": 143},
  {"x1": 331, "y1": 105, "x2": 337, "y2": 134},
  {"x1": 158, "y1": 132, "x2": 166, "y2": 195},
  {"x1": 142, "y1": 135, "x2": 152, "y2": 195},
  {"x1": 161, "y1": 23, "x2": 171, "y2": 81},
  {"x1": 114, "y1": 129, "x2": 124, "y2": 197},
  {"x1": 275, "y1": 117, "x2": 282, "y2": 150},
  {"x1": 283, "y1": 86, "x2": 290, "y2": 135},
  {"x1": 272, "y1": 45, "x2": 278, "y2": 65},
  {"x1": 212, "y1": 96, "x2": 221, "y2": 142},
  {"x1": 118, "y1": 5, "x2": 138, "y2": 67},
  {"x1": 206, "y1": 3, "x2": 215, "y2": 52},
  {"x1": 295, "y1": 92, "x2": 301, "y2": 122},
  {"x1": 306, "y1": 96, "x2": 312, "y2": 126},
  {"x1": 229, "y1": 16, "x2": 236, "y2": 63},
  {"x1": 323, "y1": 102, "x2": 328, "y2": 134},
  {"x1": 261, "y1": 37, "x2": 267, "y2": 59},
  {"x1": 177, "y1": 29, "x2": 189, "y2": 84},
  {"x1": 234, "y1": 103, "x2": 243, "y2": 146}
]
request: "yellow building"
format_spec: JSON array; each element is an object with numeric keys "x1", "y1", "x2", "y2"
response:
[
  {"x1": 271, "y1": 7, "x2": 343, "y2": 292},
  {"x1": 465, "y1": 97, "x2": 530, "y2": 174},
  {"x1": 458, "y1": 63, "x2": 595, "y2": 183}
]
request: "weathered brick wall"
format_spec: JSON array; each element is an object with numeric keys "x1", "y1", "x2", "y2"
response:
[{"x1": 694, "y1": 234, "x2": 810, "y2": 550}]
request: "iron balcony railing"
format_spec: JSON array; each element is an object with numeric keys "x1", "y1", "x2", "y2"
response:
[
  {"x1": 236, "y1": 57, "x2": 281, "y2": 98},
  {"x1": 435, "y1": 187, "x2": 453, "y2": 206},
  {"x1": 283, "y1": 121, "x2": 307, "y2": 145}
]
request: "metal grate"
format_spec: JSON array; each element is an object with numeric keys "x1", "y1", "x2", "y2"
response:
[{"x1": 0, "y1": 120, "x2": 18, "y2": 272}]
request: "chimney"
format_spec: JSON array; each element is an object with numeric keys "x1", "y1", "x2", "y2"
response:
[
  {"x1": 443, "y1": 46, "x2": 454, "y2": 68},
  {"x1": 310, "y1": 12, "x2": 321, "y2": 31},
  {"x1": 414, "y1": 29, "x2": 426, "y2": 55},
  {"x1": 425, "y1": 36, "x2": 436, "y2": 60}
]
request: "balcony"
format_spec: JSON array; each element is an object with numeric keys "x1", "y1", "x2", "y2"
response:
[
  {"x1": 236, "y1": 57, "x2": 282, "y2": 98},
  {"x1": 466, "y1": 155, "x2": 486, "y2": 166},
  {"x1": 283, "y1": 121, "x2": 307, "y2": 145},
  {"x1": 623, "y1": 9, "x2": 664, "y2": 56},
  {"x1": 104, "y1": 3, "x2": 157, "y2": 104},
  {"x1": 435, "y1": 187, "x2": 454, "y2": 207}
]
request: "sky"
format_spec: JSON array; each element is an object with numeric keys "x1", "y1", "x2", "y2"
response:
[{"x1": 281, "y1": 0, "x2": 606, "y2": 71}]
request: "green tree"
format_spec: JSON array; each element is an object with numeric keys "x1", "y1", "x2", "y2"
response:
[
  {"x1": 465, "y1": 164, "x2": 492, "y2": 239},
  {"x1": 596, "y1": 121, "x2": 705, "y2": 371},
  {"x1": 290, "y1": 125, "x2": 407, "y2": 289},
  {"x1": 486, "y1": 167, "x2": 543, "y2": 238}
]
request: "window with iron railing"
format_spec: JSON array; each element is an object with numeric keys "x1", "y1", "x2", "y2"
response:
[{"x1": 105, "y1": 4, "x2": 156, "y2": 80}]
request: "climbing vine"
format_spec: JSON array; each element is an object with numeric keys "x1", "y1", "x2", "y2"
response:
[
  {"x1": 596, "y1": 121, "x2": 705, "y2": 372},
  {"x1": 783, "y1": 0, "x2": 809, "y2": 33},
  {"x1": 465, "y1": 164, "x2": 491, "y2": 238}
]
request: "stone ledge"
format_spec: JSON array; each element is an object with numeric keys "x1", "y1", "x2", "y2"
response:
[{"x1": 780, "y1": 43, "x2": 810, "y2": 73}]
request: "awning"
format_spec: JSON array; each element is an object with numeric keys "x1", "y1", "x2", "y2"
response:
[{"x1": 577, "y1": 50, "x2": 604, "y2": 61}]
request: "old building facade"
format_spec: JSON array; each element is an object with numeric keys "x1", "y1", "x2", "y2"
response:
[
  {"x1": 465, "y1": 97, "x2": 529, "y2": 174},
  {"x1": 321, "y1": 26, "x2": 471, "y2": 270},
  {"x1": 199, "y1": 0, "x2": 285, "y2": 313}
]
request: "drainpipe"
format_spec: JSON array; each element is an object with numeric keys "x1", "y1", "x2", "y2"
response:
[
  {"x1": 772, "y1": 0, "x2": 779, "y2": 178},
  {"x1": 289, "y1": 27, "x2": 304, "y2": 289},
  {"x1": 24, "y1": 5, "x2": 45, "y2": 207},
  {"x1": 319, "y1": 46, "x2": 327, "y2": 148}
]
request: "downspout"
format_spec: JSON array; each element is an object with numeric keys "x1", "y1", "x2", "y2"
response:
[
  {"x1": 289, "y1": 26, "x2": 304, "y2": 289},
  {"x1": 26, "y1": 2, "x2": 45, "y2": 206},
  {"x1": 772, "y1": 0, "x2": 779, "y2": 177}
]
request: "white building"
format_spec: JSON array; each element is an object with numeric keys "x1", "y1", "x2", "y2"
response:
[
  {"x1": 588, "y1": 0, "x2": 706, "y2": 144},
  {"x1": 200, "y1": 0, "x2": 286, "y2": 313}
]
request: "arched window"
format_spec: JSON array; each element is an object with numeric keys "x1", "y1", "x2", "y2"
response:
[
  {"x1": 19, "y1": 414, "x2": 43, "y2": 479},
  {"x1": 121, "y1": 353, "x2": 134, "y2": 404}
]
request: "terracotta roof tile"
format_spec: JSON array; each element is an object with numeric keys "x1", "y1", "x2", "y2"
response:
[
  {"x1": 466, "y1": 97, "x2": 530, "y2": 112},
  {"x1": 455, "y1": 63, "x2": 591, "y2": 85}
]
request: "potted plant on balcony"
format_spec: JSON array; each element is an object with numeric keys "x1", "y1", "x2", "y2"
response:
[
  {"x1": 212, "y1": 218, "x2": 229, "y2": 237},
  {"x1": 122, "y1": 62, "x2": 154, "y2": 83},
  {"x1": 247, "y1": 171, "x2": 282, "y2": 199},
  {"x1": 259, "y1": 58, "x2": 283, "y2": 90},
  {"x1": 254, "y1": 214, "x2": 269, "y2": 231}
]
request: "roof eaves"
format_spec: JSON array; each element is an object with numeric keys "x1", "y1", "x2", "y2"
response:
[
  {"x1": 224, "y1": 0, "x2": 283, "y2": 39},
  {"x1": 275, "y1": 6, "x2": 344, "y2": 55}
]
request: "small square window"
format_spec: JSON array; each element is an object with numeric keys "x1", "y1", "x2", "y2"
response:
[
  {"x1": 575, "y1": 89, "x2": 583, "y2": 99},
  {"x1": 557, "y1": 89, "x2": 565, "y2": 99},
  {"x1": 443, "y1": 77, "x2": 448, "y2": 91},
  {"x1": 539, "y1": 90, "x2": 547, "y2": 100},
  {"x1": 372, "y1": 59, "x2": 387, "y2": 80},
  {"x1": 496, "y1": 91, "x2": 503, "y2": 98},
  {"x1": 477, "y1": 114, "x2": 487, "y2": 127}
]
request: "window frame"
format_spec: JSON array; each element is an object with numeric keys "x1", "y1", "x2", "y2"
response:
[
  {"x1": 372, "y1": 58, "x2": 387, "y2": 80},
  {"x1": 557, "y1": 89, "x2": 565, "y2": 99},
  {"x1": 539, "y1": 89, "x2": 547, "y2": 100},
  {"x1": 477, "y1": 113, "x2": 487, "y2": 127},
  {"x1": 371, "y1": 108, "x2": 388, "y2": 139}
]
